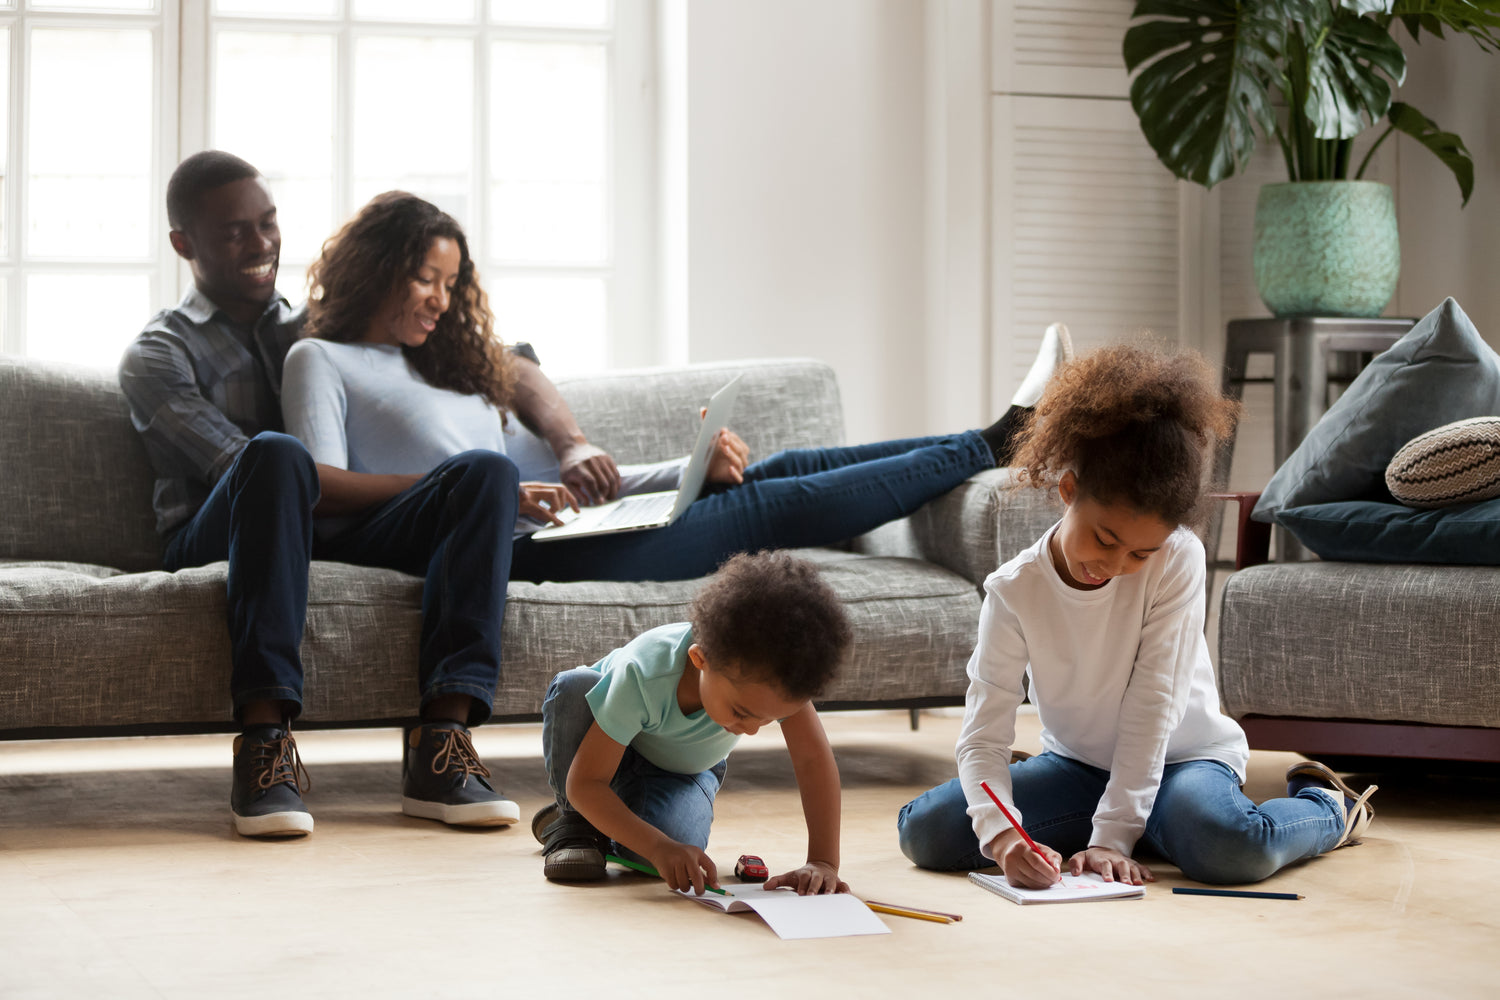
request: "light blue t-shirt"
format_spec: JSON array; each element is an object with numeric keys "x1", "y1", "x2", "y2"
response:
[
  {"x1": 279, "y1": 338, "x2": 687, "y2": 535},
  {"x1": 584, "y1": 622, "x2": 741, "y2": 775}
]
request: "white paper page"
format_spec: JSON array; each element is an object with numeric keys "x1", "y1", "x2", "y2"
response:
[
  {"x1": 675, "y1": 885, "x2": 891, "y2": 939},
  {"x1": 969, "y1": 871, "x2": 1144, "y2": 904}
]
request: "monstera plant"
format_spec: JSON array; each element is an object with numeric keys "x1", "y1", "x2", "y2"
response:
[{"x1": 1123, "y1": 1, "x2": 1499, "y2": 316}]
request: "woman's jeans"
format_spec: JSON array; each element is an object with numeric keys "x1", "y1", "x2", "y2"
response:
[
  {"x1": 510, "y1": 431, "x2": 994, "y2": 582},
  {"x1": 165, "y1": 434, "x2": 520, "y2": 724},
  {"x1": 540, "y1": 666, "x2": 726, "y2": 858},
  {"x1": 895, "y1": 752, "x2": 1347, "y2": 885}
]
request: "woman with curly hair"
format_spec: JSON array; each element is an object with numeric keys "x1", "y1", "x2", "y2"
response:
[
  {"x1": 896, "y1": 343, "x2": 1377, "y2": 889},
  {"x1": 282, "y1": 191, "x2": 1074, "y2": 587}
]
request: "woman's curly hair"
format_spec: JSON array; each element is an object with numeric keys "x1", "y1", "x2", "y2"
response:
[
  {"x1": 690, "y1": 551, "x2": 852, "y2": 702},
  {"x1": 1010, "y1": 342, "x2": 1240, "y2": 526},
  {"x1": 304, "y1": 191, "x2": 515, "y2": 416}
]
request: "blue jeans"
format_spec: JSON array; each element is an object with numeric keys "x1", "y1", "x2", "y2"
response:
[
  {"x1": 541, "y1": 666, "x2": 726, "y2": 858},
  {"x1": 510, "y1": 432, "x2": 993, "y2": 582},
  {"x1": 895, "y1": 752, "x2": 1347, "y2": 885},
  {"x1": 165, "y1": 434, "x2": 520, "y2": 724}
]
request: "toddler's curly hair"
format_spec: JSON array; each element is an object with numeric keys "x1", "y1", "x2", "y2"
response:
[
  {"x1": 1010, "y1": 342, "x2": 1240, "y2": 526},
  {"x1": 689, "y1": 551, "x2": 852, "y2": 702}
]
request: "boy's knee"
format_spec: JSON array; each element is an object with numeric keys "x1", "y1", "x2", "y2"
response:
[{"x1": 542, "y1": 667, "x2": 599, "y2": 724}]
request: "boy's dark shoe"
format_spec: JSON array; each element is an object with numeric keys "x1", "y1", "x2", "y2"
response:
[
  {"x1": 231, "y1": 724, "x2": 314, "y2": 838},
  {"x1": 534, "y1": 802, "x2": 608, "y2": 881},
  {"x1": 401, "y1": 721, "x2": 520, "y2": 827}
]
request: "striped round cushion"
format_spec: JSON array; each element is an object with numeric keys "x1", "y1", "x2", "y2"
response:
[{"x1": 1386, "y1": 416, "x2": 1500, "y2": 508}]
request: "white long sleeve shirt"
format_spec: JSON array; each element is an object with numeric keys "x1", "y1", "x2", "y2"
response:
[{"x1": 956, "y1": 522, "x2": 1249, "y2": 858}]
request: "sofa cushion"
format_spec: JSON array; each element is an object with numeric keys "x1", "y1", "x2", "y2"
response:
[
  {"x1": 0, "y1": 549, "x2": 980, "y2": 735},
  {"x1": 1217, "y1": 561, "x2": 1500, "y2": 728},
  {"x1": 1253, "y1": 298, "x2": 1500, "y2": 521},
  {"x1": 1385, "y1": 416, "x2": 1500, "y2": 508},
  {"x1": 1272, "y1": 497, "x2": 1500, "y2": 565}
]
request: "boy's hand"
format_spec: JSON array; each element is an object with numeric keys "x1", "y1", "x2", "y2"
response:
[
  {"x1": 764, "y1": 861, "x2": 848, "y2": 896},
  {"x1": 988, "y1": 830, "x2": 1062, "y2": 890},
  {"x1": 1069, "y1": 846, "x2": 1153, "y2": 886},
  {"x1": 651, "y1": 840, "x2": 721, "y2": 895}
]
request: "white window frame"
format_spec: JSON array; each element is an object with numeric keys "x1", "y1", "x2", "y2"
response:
[
  {"x1": 176, "y1": 0, "x2": 656, "y2": 369},
  {"x1": 0, "y1": 0, "x2": 180, "y2": 358}
]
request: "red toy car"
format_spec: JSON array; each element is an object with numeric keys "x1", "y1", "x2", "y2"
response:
[{"x1": 734, "y1": 854, "x2": 769, "y2": 883}]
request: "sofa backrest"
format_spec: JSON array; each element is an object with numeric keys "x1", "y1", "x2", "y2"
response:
[
  {"x1": 0, "y1": 357, "x2": 164, "y2": 572},
  {"x1": 0, "y1": 355, "x2": 844, "y2": 573}
]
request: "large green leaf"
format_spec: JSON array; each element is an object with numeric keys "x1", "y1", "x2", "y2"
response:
[
  {"x1": 1388, "y1": 101, "x2": 1476, "y2": 204},
  {"x1": 1123, "y1": 0, "x2": 1286, "y2": 187},
  {"x1": 1302, "y1": 8, "x2": 1406, "y2": 139}
]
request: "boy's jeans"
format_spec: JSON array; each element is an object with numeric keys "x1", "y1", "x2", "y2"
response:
[
  {"x1": 895, "y1": 752, "x2": 1346, "y2": 885},
  {"x1": 541, "y1": 666, "x2": 727, "y2": 859}
]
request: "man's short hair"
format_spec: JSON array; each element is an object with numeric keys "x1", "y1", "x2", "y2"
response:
[{"x1": 166, "y1": 150, "x2": 260, "y2": 231}]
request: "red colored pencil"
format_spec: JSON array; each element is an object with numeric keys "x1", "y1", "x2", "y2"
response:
[{"x1": 980, "y1": 779, "x2": 1058, "y2": 873}]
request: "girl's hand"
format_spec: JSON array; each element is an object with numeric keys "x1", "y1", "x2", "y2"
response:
[
  {"x1": 649, "y1": 840, "x2": 721, "y2": 895},
  {"x1": 989, "y1": 830, "x2": 1063, "y2": 890},
  {"x1": 1069, "y1": 846, "x2": 1154, "y2": 886},
  {"x1": 764, "y1": 860, "x2": 848, "y2": 896},
  {"x1": 519, "y1": 482, "x2": 578, "y2": 526}
]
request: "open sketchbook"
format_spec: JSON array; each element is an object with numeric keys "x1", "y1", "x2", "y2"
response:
[
  {"x1": 675, "y1": 885, "x2": 890, "y2": 940},
  {"x1": 968, "y1": 871, "x2": 1145, "y2": 905}
]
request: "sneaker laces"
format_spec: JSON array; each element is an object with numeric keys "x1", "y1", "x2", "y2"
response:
[
  {"x1": 426, "y1": 727, "x2": 492, "y2": 781},
  {"x1": 248, "y1": 730, "x2": 311, "y2": 794}
]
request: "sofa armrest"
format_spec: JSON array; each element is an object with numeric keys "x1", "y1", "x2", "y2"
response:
[
  {"x1": 1209, "y1": 491, "x2": 1271, "y2": 570},
  {"x1": 898, "y1": 469, "x2": 1062, "y2": 588}
]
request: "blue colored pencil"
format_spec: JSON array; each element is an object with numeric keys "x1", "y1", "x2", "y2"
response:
[{"x1": 1173, "y1": 887, "x2": 1302, "y2": 900}]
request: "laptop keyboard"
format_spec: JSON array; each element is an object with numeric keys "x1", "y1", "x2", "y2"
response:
[{"x1": 595, "y1": 492, "x2": 676, "y2": 529}]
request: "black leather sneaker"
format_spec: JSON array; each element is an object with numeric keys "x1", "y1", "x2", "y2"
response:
[
  {"x1": 401, "y1": 721, "x2": 520, "y2": 827},
  {"x1": 538, "y1": 806, "x2": 608, "y2": 882},
  {"x1": 231, "y1": 724, "x2": 313, "y2": 838}
]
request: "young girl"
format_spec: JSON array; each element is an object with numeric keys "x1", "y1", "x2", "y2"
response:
[{"x1": 896, "y1": 344, "x2": 1376, "y2": 888}]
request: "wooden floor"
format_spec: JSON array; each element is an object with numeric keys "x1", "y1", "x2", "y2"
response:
[{"x1": 2, "y1": 708, "x2": 1496, "y2": 999}]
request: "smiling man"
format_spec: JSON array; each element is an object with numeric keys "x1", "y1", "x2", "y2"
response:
[{"x1": 118, "y1": 151, "x2": 543, "y2": 839}]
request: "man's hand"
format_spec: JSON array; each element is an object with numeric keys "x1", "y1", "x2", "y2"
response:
[
  {"x1": 1068, "y1": 846, "x2": 1153, "y2": 886},
  {"x1": 519, "y1": 482, "x2": 578, "y2": 526},
  {"x1": 557, "y1": 441, "x2": 621, "y2": 506},
  {"x1": 764, "y1": 860, "x2": 848, "y2": 896},
  {"x1": 649, "y1": 840, "x2": 721, "y2": 895},
  {"x1": 987, "y1": 829, "x2": 1062, "y2": 890}
]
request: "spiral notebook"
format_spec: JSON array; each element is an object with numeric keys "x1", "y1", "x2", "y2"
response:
[{"x1": 968, "y1": 871, "x2": 1145, "y2": 905}]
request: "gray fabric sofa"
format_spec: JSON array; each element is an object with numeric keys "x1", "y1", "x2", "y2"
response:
[
  {"x1": 0, "y1": 355, "x2": 1061, "y2": 740},
  {"x1": 1216, "y1": 512, "x2": 1500, "y2": 762}
]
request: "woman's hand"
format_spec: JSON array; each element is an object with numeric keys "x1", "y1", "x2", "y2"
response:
[
  {"x1": 556, "y1": 441, "x2": 621, "y2": 505},
  {"x1": 1068, "y1": 846, "x2": 1153, "y2": 886},
  {"x1": 698, "y1": 406, "x2": 751, "y2": 485},
  {"x1": 988, "y1": 830, "x2": 1063, "y2": 890},
  {"x1": 519, "y1": 482, "x2": 578, "y2": 526},
  {"x1": 764, "y1": 861, "x2": 848, "y2": 896}
]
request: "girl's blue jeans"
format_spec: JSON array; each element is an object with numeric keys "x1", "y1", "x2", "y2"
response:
[
  {"x1": 541, "y1": 666, "x2": 727, "y2": 860},
  {"x1": 510, "y1": 431, "x2": 994, "y2": 582},
  {"x1": 896, "y1": 752, "x2": 1347, "y2": 885}
]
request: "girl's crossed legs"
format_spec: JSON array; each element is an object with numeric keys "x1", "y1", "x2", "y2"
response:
[{"x1": 896, "y1": 752, "x2": 1347, "y2": 884}]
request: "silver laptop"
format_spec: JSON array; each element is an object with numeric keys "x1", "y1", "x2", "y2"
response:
[{"x1": 530, "y1": 375, "x2": 744, "y2": 542}]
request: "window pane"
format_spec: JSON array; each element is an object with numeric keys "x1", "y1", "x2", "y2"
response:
[
  {"x1": 215, "y1": 0, "x2": 336, "y2": 17},
  {"x1": 352, "y1": 36, "x2": 473, "y2": 222},
  {"x1": 214, "y1": 32, "x2": 335, "y2": 268},
  {"x1": 490, "y1": 275, "x2": 605, "y2": 375},
  {"x1": 489, "y1": 42, "x2": 606, "y2": 263},
  {"x1": 26, "y1": 274, "x2": 150, "y2": 368},
  {"x1": 354, "y1": 0, "x2": 474, "y2": 21},
  {"x1": 28, "y1": 29, "x2": 153, "y2": 259},
  {"x1": 491, "y1": 0, "x2": 608, "y2": 28},
  {"x1": 32, "y1": 0, "x2": 154, "y2": 8}
]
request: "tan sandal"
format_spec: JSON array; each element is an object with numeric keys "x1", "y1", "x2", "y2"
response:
[{"x1": 1286, "y1": 760, "x2": 1377, "y2": 847}]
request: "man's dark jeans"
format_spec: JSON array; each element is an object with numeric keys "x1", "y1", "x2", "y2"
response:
[{"x1": 165, "y1": 433, "x2": 520, "y2": 724}]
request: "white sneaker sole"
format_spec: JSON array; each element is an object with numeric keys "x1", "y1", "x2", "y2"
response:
[
  {"x1": 233, "y1": 810, "x2": 314, "y2": 838},
  {"x1": 402, "y1": 796, "x2": 520, "y2": 827}
]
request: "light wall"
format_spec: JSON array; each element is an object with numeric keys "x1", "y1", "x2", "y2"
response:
[{"x1": 675, "y1": 0, "x2": 929, "y2": 444}]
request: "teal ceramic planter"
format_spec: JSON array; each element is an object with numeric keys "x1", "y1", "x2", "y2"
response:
[{"x1": 1253, "y1": 181, "x2": 1399, "y2": 318}]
